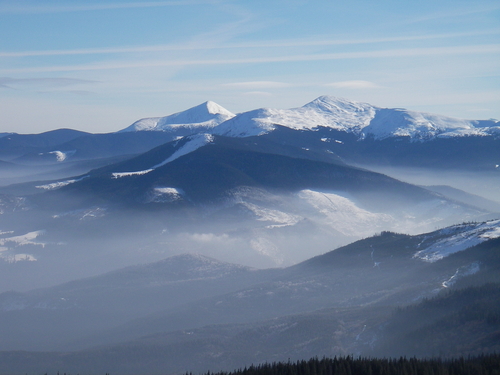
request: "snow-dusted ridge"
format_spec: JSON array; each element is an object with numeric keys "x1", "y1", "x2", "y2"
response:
[
  {"x1": 36, "y1": 175, "x2": 89, "y2": 190},
  {"x1": 120, "y1": 101, "x2": 234, "y2": 132},
  {"x1": 119, "y1": 96, "x2": 499, "y2": 140},
  {"x1": 414, "y1": 219, "x2": 500, "y2": 262},
  {"x1": 212, "y1": 96, "x2": 376, "y2": 137},
  {"x1": 161, "y1": 96, "x2": 498, "y2": 140}
]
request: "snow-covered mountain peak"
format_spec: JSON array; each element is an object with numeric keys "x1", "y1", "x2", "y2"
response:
[
  {"x1": 165, "y1": 101, "x2": 234, "y2": 124},
  {"x1": 204, "y1": 101, "x2": 234, "y2": 116},
  {"x1": 211, "y1": 108, "x2": 278, "y2": 137},
  {"x1": 303, "y1": 95, "x2": 376, "y2": 114},
  {"x1": 119, "y1": 101, "x2": 235, "y2": 132},
  {"x1": 120, "y1": 96, "x2": 500, "y2": 141},
  {"x1": 212, "y1": 96, "x2": 377, "y2": 137}
]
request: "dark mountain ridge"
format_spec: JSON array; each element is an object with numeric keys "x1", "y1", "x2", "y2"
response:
[{"x1": 29, "y1": 134, "x2": 442, "y2": 211}]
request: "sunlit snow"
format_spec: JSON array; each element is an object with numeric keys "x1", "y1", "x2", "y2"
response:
[
  {"x1": 48, "y1": 150, "x2": 76, "y2": 162},
  {"x1": 111, "y1": 134, "x2": 213, "y2": 178},
  {"x1": 120, "y1": 101, "x2": 234, "y2": 132},
  {"x1": 151, "y1": 133, "x2": 213, "y2": 168},
  {"x1": 112, "y1": 169, "x2": 153, "y2": 179},
  {"x1": 240, "y1": 201, "x2": 302, "y2": 229},
  {"x1": 414, "y1": 220, "x2": 500, "y2": 262},
  {"x1": 213, "y1": 96, "x2": 500, "y2": 140},
  {"x1": 37, "y1": 150, "x2": 76, "y2": 162},
  {"x1": 214, "y1": 96, "x2": 375, "y2": 137},
  {"x1": 145, "y1": 187, "x2": 184, "y2": 203},
  {"x1": 297, "y1": 189, "x2": 393, "y2": 237}
]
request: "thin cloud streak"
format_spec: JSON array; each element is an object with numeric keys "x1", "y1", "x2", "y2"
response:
[
  {"x1": 408, "y1": 4, "x2": 500, "y2": 24},
  {"x1": 0, "y1": 1, "x2": 221, "y2": 14},
  {"x1": 242, "y1": 91, "x2": 273, "y2": 96},
  {"x1": 326, "y1": 80, "x2": 380, "y2": 89},
  {"x1": 2, "y1": 30, "x2": 499, "y2": 57},
  {"x1": 222, "y1": 81, "x2": 291, "y2": 89},
  {"x1": 0, "y1": 77, "x2": 97, "y2": 87},
  {"x1": 3, "y1": 44, "x2": 499, "y2": 74}
]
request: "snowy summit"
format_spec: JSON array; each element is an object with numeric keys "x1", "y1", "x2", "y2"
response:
[
  {"x1": 120, "y1": 96, "x2": 499, "y2": 141},
  {"x1": 213, "y1": 96, "x2": 500, "y2": 140},
  {"x1": 120, "y1": 101, "x2": 235, "y2": 132}
]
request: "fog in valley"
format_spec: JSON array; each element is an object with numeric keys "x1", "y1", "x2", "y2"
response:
[
  {"x1": 0, "y1": 99, "x2": 499, "y2": 374},
  {"x1": 0, "y1": 167, "x2": 496, "y2": 293},
  {"x1": 363, "y1": 165, "x2": 500, "y2": 205}
]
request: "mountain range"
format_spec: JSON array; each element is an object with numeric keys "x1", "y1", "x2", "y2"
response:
[{"x1": 0, "y1": 96, "x2": 498, "y2": 374}]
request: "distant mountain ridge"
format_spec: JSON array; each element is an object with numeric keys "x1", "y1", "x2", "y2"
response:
[
  {"x1": 120, "y1": 96, "x2": 499, "y2": 140},
  {"x1": 1, "y1": 96, "x2": 498, "y2": 174}
]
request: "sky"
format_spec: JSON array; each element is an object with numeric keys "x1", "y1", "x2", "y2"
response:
[{"x1": 0, "y1": 0, "x2": 499, "y2": 134}]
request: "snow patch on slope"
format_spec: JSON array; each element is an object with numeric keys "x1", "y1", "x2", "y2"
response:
[
  {"x1": 112, "y1": 169, "x2": 153, "y2": 179},
  {"x1": 442, "y1": 262, "x2": 480, "y2": 288},
  {"x1": 297, "y1": 189, "x2": 393, "y2": 237},
  {"x1": 48, "y1": 150, "x2": 76, "y2": 162},
  {"x1": 152, "y1": 133, "x2": 213, "y2": 168},
  {"x1": 36, "y1": 150, "x2": 76, "y2": 162},
  {"x1": 111, "y1": 134, "x2": 213, "y2": 178},
  {"x1": 241, "y1": 201, "x2": 302, "y2": 229},
  {"x1": 414, "y1": 219, "x2": 500, "y2": 262},
  {"x1": 145, "y1": 187, "x2": 184, "y2": 203},
  {"x1": 36, "y1": 175, "x2": 89, "y2": 190}
]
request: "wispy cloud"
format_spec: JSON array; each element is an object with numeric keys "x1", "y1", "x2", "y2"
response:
[
  {"x1": 3, "y1": 44, "x2": 498, "y2": 74},
  {"x1": 222, "y1": 81, "x2": 291, "y2": 89},
  {"x1": 0, "y1": 77, "x2": 97, "y2": 89},
  {"x1": 242, "y1": 91, "x2": 273, "y2": 96},
  {"x1": 325, "y1": 80, "x2": 380, "y2": 89},
  {"x1": 33, "y1": 89, "x2": 97, "y2": 97},
  {"x1": 2, "y1": 30, "x2": 498, "y2": 58},
  {"x1": 408, "y1": 4, "x2": 500, "y2": 24},
  {"x1": 0, "y1": 1, "x2": 220, "y2": 14}
]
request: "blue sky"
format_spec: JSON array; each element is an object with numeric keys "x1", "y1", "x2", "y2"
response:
[{"x1": 0, "y1": 0, "x2": 499, "y2": 133}]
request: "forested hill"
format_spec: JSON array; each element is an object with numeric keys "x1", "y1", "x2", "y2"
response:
[{"x1": 199, "y1": 355, "x2": 500, "y2": 375}]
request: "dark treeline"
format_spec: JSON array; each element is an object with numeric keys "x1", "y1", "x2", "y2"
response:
[{"x1": 197, "y1": 355, "x2": 500, "y2": 375}]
